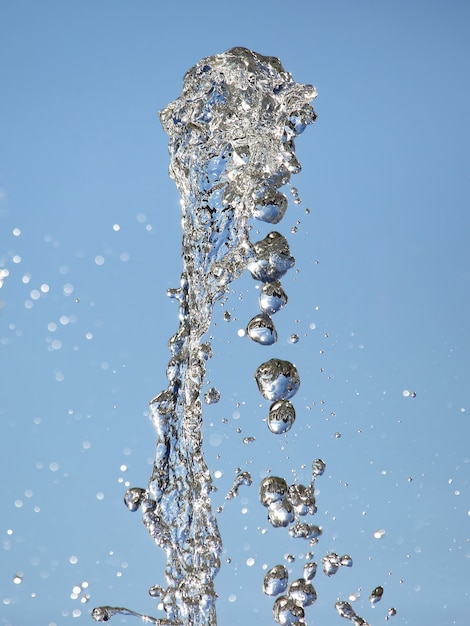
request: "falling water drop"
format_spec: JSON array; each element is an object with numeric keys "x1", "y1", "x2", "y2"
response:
[
  {"x1": 246, "y1": 313, "x2": 278, "y2": 345},
  {"x1": 369, "y1": 585, "x2": 384, "y2": 604},
  {"x1": 263, "y1": 564, "x2": 289, "y2": 596},
  {"x1": 255, "y1": 358, "x2": 300, "y2": 401},
  {"x1": 267, "y1": 399, "x2": 296, "y2": 434},
  {"x1": 259, "y1": 280, "x2": 288, "y2": 315}
]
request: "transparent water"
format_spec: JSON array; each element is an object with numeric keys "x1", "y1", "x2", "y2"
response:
[{"x1": 91, "y1": 47, "x2": 385, "y2": 626}]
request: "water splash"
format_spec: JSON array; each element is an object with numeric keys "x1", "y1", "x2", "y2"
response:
[{"x1": 92, "y1": 47, "x2": 316, "y2": 625}]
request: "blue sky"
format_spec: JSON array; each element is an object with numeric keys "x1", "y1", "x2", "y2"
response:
[{"x1": 1, "y1": 1, "x2": 469, "y2": 625}]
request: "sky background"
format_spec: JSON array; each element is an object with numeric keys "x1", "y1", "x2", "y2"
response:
[{"x1": 1, "y1": 1, "x2": 469, "y2": 625}]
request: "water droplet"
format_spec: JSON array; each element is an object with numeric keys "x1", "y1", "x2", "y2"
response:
[
  {"x1": 386, "y1": 607, "x2": 397, "y2": 619},
  {"x1": 267, "y1": 400, "x2": 296, "y2": 434},
  {"x1": 302, "y1": 561, "x2": 317, "y2": 581},
  {"x1": 273, "y1": 595, "x2": 305, "y2": 625},
  {"x1": 123, "y1": 487, "x2": 146, "y2": 512},
  {"x1": 255, "y1": 359, "x2": 300, "y2": 401},
  {"x1": 248, "y1": 232, "x2": 295, "y2": 283},
  {"x1": 369, "y1": 585, "x2": 384, "y2": 604},
  {"x1": 263, "y1": 564, "x2": 288, "y2": 596},
  {"x1": 289, "y1": 522, "x2": 322, "y2": 540},
  {"x1": 259, "y1": 280, "x2": 288, "y2": 315},
  {"x1": 287, "y1": 579, "x2": 317, "y2": 607},
  {"x1": 322, "y1": 553, "x2": 340, "y2": 576},
  {"x1": 340, "y1": 554, "x2": 353, "y2": 567},
  {"x1": 268, "y1": 499, "x2": 295, "y2": 528},
  {"x1": 289, "y1": 333, "x2": 299, "y2": 344},
  {"x1": 288, "y1": 483, "x2": 315, "y2": 515},
  {"x1": 204, "y1": 387, "x2": 221, "y2": 404},
  {"x1": 252, "y1": 189, "x2": 288, "y2": 224},
  {"x1": 311, "y1": 458, "x2": 326, "y2": 478},
  {"x1": 260, "y1": 476, "x2": 289, "y2": 507},
  {"x1": 246, "y1": 313, "x2": 278, "y2": 345},
  {"x1": 148, "y1": 584, "x2": 164, "y2": 598}
]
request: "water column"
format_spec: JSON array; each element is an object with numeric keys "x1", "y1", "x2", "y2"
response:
[{"x1": 92, "y1": 47, "x2": 316, "y2": 625}]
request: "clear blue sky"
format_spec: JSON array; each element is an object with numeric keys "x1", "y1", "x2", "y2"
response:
[{"x1": 1, "y1": 1, "x2": 469, "y2": 625}]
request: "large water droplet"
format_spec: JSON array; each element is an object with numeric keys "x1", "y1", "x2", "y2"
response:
[
  {"x1": 322, "y1": 552, "x2": 340, "y2": 576},
  {"x1": 247, "y1": 313, "x2": 277, "y2": 345},
  {"x1": 259, "y1": 476, "x2": 289, "y2": 507},
  {"x1": 255, "y1": 358, "x2": 300, "y2": 401},
  {"x1": 252, "y1": 188, "x2": 288, "y2": 224},
  {"x1": 288, "y1": 483, "x2": 315, "y2": 516},
  {"x1": 273, "y1": 596, "x2": 305, "y2": 625},
  {"x1": 289, "y1": 522, "x2": 322, "y2": 540},
  {"x1": 263, "y1": 564, "x2": 289, "y2": 596},
  {"x1": 248, "y1": 232, "x2": 295, "y2": 283},
  {"x1": 259, "y1": 280, "x2": 288, "y2": 315},
  {"x1": 267, "y1": 499, "x2": 295, "y2": 528},
  {"x1": 267, "y1": 400, "x2": 296, "y2": 434},
  {"x1": 287, "y1": 579, "x2": 317, "y2": 607}
]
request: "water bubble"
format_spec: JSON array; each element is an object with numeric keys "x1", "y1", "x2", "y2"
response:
[
  {"x1": 340, "y1": 554, "x2": 353, "y2": 567},
  {"x1": 246, "y1": 313, "x2": 278, "y2": 345},
  {"x1": 255, "y1": 358, "x2": 300, "y2": 401},
  {"x1": 148, "y1": 584, "x2": 164, "y2": 598},
  {"x1": 267, "y1": 400, "x2": 296, "y2": 434},
  {"x1": 287, "y1": 579, "x2": 317, "y2": 607},
  {"x1": 259, "y1": 476, "x2": 289, "y2": 507},
  {"x1": 204, "y1": 387, "x2": 221, "y2": 404},
  {"x1": 302, "y1": 561, "x2": 317, "y2": 581},
  {"x1": 369, "y1": 585, "x2": 384, "y2": 604},
  {"x1": 248, "y1": 232, "x2": 295, "y2": 283},
  {"x1": 263, "y1": 564, "x2": 289, "y2": 596},
  {"x1": 322, "y1": 552, "x2": 340, "y2": 576},
  {"x1": 273, "y1": 596, "x2": 305, "y2": 625},
  {"x1": 123, "y1": 487, "x2": 146, "y2": 512},
  {"x1": 259, "y1": 280, "x2": 288, "y2": 315},
  {"x1": 289, "y1": 334, "x2": 299, "y2": 344}
]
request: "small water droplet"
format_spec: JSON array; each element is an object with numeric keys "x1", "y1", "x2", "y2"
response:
[
  {"x1": 312, "y1": 459, "x2": 326, "y2": 478},
  {"x1": 289, "y1": 333, "x2": 299, "y2": 344},
  {"x1": 340, "y1": 554, "x2": 353, "y2": 567},
  {"x1": 123, "y1": 487, "x2": 146, "y2": 512},
  {"x1": 369, "y1": 585, "x2": 384, "y2": 604},
  {"x1": 302, "y1": 561, "x2": 317, "y2": 580},
  {"x1": 273, "y1": 596, "x2": 304, "y2": 625},
  {"x1": 204, "y1": 387, "x2": 221, "y2": 404},
  {"x1": 260, "y1": 476, "x2": 289, "y2": 507},
  {"x1": 289, "y1": 522, "x2": 322, "y2": 540},
  {"x1": 226, "y1": 471, "x2": 252, "y2": 500}
]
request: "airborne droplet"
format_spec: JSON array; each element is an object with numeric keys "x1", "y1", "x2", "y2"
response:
[
  {"x1": 287, "y1": 579, "x2": 317, "y2": 607},
  {"x1": 255, "y1": 358, "x2": 300, "y2": 401},
  {"x1": 267, "y1": 399, "x2": 296, "y2": 434},
  {"x1": 123, "y1": 487, "x2": 147, "y2": 512},
  {"x1": 369, "y1": 585, "x2": 384, "y2": 604},
  {"x1": 259, "y1": 280, "x2": 288, "y2": 315},
  {"x1": 263, "y1": 564, "x2": 289, "y2": 596},
  {"x1": 246, "y1": 313, "x2": 277, "y2": 345},
  {"x1": 247, "y1": 231, "x2": 295, "y2": 283}
]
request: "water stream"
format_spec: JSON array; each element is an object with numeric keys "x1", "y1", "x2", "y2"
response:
[{"x1": 91, "y1": 46, "x2": 346, "y2": 625}]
